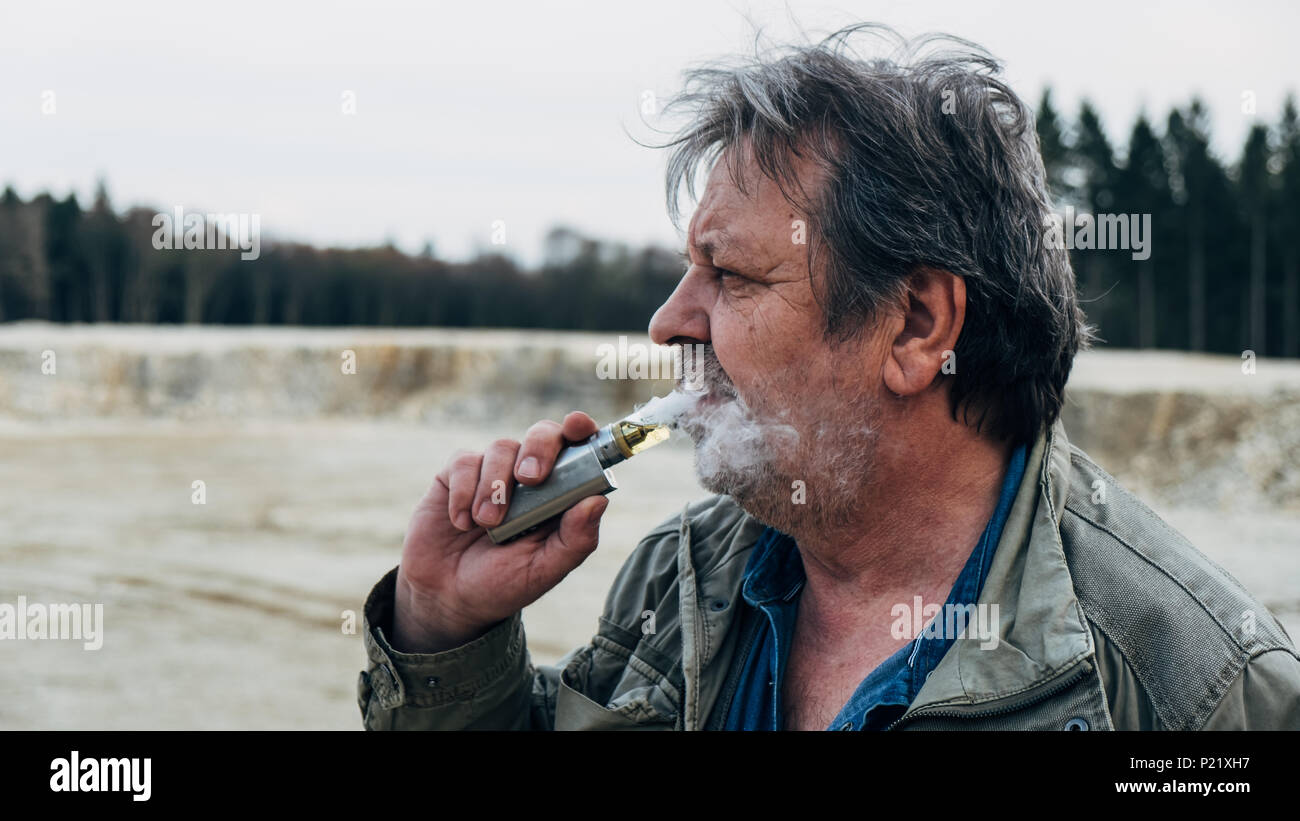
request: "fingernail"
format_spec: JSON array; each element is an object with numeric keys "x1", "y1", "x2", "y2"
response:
[
  {"x1": 477, "y1": 499, "x2": 498, "y2": 525},
  {"x1": 455, "y1": 511, "x2": 473, "y2": 530},
  {"x1": 588, "y1": 498, "x2": 608, "y2": 524},
  {"x1": 518, "y1": 457, "x2": 539, "y2": 479}
]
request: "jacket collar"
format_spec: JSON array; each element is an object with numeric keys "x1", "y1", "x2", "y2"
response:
[{"x1": 896, "y1": 417, "x2": 1096, "y2": 718}]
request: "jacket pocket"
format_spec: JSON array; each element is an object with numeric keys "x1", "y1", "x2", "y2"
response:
[{"x1": 553, "y1": 644, "x2": 677, "y2": 731}]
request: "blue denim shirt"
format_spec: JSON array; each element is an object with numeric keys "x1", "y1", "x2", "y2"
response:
[{"x1": 722, "y1": 444, "x2": 1027, "y2": 730}]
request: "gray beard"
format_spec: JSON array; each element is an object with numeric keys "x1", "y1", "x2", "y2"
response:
[{"x1": 681, "y1": 391, "x2": 881, "y2": 538}]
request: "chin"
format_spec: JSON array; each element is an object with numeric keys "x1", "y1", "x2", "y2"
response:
[
  {"x1": 692, "y1": 446, "x2": 790, "y2": 528},
  {"x1": 692, "y1": 423, "x2": 877, "y2": 538}
]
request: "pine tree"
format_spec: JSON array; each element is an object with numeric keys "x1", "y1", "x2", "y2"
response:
[
  {"x1": 1166, "y1": 102, "x2": 1215, "y2": 351},
  {"x1": 1117, "y1": 115, "x2": 1173, "y2": 348},
  {"x1": 1276, "y1": 96, "x2": 1300, "y2": 357},
  {"x1": 1238, "y1": 124, "x2": 1272, "y2": 353},
  {"x1": 1071, "y1": 101, "x2": 1122, "y2": 342},
  {"x1": 1035, "y1": 89, "x2": 1074, "y2": 204}
]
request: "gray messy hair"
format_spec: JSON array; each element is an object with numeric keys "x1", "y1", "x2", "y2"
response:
[{"x1": 654, "y1": 22, "x2": 1093, "y2": 445}]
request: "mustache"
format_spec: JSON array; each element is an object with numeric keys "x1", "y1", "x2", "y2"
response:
[{"x1": 680, "y1": 345, "x2": 737, "y2": 399}]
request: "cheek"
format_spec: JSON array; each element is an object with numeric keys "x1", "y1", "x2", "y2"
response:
[
  {"x1": 705, "y1": 314, "x2": 749, "y2": 379},
  {"x1": 713, "y1": 293, "x2": 826, "y2": 384},
  {"x1": 708, "y1": 322, "x2": 801, "y2": 414},
  {"x1": 702, "y1": 318, "x2": 763, "y2": 401}
]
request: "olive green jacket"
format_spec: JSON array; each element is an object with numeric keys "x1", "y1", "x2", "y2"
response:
[{"x1": 357, "y1": 419, "x2": 1300, "y2": 730}]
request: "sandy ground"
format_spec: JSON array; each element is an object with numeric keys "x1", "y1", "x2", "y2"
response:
[
  {"x1": 0, "y1": 420, "x2": 703, "y2": 729},
  {"x1": 1, "y1": 420, "x2": 1297, "y2": 730}
]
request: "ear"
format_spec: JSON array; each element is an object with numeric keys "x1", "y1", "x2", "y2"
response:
[{"x1": 881, "y1": 267, "x2": 966, "y2": 397}]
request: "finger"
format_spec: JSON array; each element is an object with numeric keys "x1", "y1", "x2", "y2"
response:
[
  {"x1": 445, "y1": 450, "x2": 483, "y2": 531},
  {"x1": 472, "y1": 439, "x2": 521, "y2": 528},
  {"x1": 514, "y1": 420, "x2": 565, "y2": 485},
  {"x1": 516, "y1": 496, "x2": 607, "y2": 597},
  {"x1": 542, "y1": 494, "x2": 608, "y2": 570},
  {"x1": 560, "y1": 411, "x2": 599, "y2": 443}
]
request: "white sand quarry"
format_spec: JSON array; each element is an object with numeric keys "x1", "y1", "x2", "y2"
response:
[{"x1": 0, "y1": 324, "x2": 1296, "y2": 729}]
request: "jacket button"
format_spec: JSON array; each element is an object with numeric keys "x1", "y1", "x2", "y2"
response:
[
  {"x1": 426, "y1": 676, "x2": 441, "y2": 688},
  {"x1": 709, "y1": 599, "x2": 728, "y2": 611},
  {"x1": 1064, "y1": 717, "x2": 1089, "y2": 731}
]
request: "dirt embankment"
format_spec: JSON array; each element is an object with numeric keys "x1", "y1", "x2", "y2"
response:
[{"x1": 2, "y1": 322, "x2": 1295, "y2": 510}]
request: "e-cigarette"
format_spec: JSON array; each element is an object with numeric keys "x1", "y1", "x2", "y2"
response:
[{"x1": 486, "y1": 394, "x2": 687, "y2": 544}]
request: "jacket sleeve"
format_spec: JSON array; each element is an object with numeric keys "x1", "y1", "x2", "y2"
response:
[
  {"x1": 1199, "y1": 648, "x2": 1300, "y2": 730},
  {"x1": 356, "y1": 566, "x2": 574, "y2": 730}
]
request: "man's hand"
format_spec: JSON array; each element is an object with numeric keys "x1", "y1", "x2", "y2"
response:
[{"x1": 392, "y1": 411, "x2": 609, "y2": 654}]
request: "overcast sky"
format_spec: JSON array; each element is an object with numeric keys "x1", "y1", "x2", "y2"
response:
[{"x1": 1, "y1": 0, "x2": 1296, "y2": 265}]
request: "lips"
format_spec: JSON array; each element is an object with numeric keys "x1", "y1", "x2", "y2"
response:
[
  {"x1": 679, "y1": 388, "x2": 737, "y2": 431},
  {"x1": 696, "y1": 390, "x2": 727, "y2": 407}
]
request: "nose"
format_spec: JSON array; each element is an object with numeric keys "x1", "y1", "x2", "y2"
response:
[{"x1": 649, "y1": 267, "x2": 711, "y2": 346}]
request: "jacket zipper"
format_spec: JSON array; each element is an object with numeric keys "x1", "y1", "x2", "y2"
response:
[{"x1": 886, "y1": 659, "x2": 1095, "y2": 730}]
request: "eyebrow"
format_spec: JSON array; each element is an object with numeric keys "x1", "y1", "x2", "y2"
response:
[{"x1": 683, "y1": 229, "x2": 737, "y2": 266}]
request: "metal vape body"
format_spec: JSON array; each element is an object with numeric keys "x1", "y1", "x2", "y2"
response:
[{"x1": 486, "y1": 423, "x2": 633, "y2": 544}]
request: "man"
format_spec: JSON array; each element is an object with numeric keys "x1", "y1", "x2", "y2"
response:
[{"x1": 357, "y1": 24, "x2": 1300, "y2": 730}]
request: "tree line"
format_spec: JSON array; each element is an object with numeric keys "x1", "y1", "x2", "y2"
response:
[
  {"x1": 1036, "y1": 92, "x2": 1300, "y2": 356},
  {"x1": 0, "y1": 199, "x2": 683, "y2": 332},
  {"x1": 1, "y1": 90, "x2": 1298, "y2": 355}
]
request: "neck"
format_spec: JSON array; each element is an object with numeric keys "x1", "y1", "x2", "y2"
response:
[{"x1": 787, "y1": 415, "x2": 1013, "y2": 633}]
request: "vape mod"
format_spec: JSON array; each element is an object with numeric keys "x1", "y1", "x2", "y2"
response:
[{"x1": 486, "y1": 395, "x2": 686, "y2": 544}]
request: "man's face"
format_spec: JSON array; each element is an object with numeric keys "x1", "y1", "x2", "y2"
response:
[{"x1": 649, "y1": 141, "x2": 890, "y2": 533}]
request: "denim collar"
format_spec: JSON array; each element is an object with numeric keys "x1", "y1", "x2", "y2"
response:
[{"x1": 739, "y1": 528, "x2": 804, "y2": 608}]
